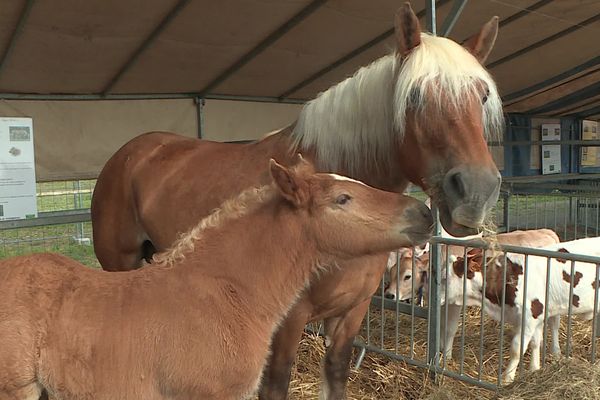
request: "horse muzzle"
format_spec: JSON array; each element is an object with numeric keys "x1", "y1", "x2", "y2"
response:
[{"x1": 439, "y1": 165, "x2": 501, "y2": 236}]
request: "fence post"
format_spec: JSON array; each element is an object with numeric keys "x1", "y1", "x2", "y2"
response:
[
  {"x1": 73, "y1": 180, "x2": 84, "y2": 243},
  {"x1": 503, "y1": 191, "x2": 510, "y2": 232},
  {"x1": 427, "y1": 206, "x2": 442, "y2": 380}
]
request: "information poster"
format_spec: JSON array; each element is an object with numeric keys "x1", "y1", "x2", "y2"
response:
[
  {"x1": 0, "y1": 117, "x2": 38, "y2": 220},
  {"x1": 541, "y1": 123, "x2": 561, "y2": 175},
  {"x1": 581, "y1": 120, "x2": 599, "y2": 168}
]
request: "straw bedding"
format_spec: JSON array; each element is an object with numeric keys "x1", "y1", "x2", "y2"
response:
[{"x1": 265, "y1": 306, "x2": 600, "y2": 399}]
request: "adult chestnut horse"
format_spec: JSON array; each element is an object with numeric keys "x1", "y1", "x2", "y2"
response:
[
  {"x1": 92, "y1": 4, "x2": 503, "y2": 399},
  {"x1": 0, "y1": 159, "x2": 432, "y2": 399}
]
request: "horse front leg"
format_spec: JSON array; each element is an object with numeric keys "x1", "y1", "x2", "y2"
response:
[
  {"x1": 321, "y1": 298, "x2": 371, "y2": 400},
  {"x1": 258, "y1": 303, "x2": 310, "y2": 400}
]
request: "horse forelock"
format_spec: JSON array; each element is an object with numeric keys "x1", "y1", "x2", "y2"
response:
[
  {"x1": 394, "y1": 33, "x2": 503, "y2": 141},
  {"x1": 153, "y1": 185, "x2": 276, "y2": 266},
  {"x1": 291, "y1": 32, "x2": 503, "y2": 175}
]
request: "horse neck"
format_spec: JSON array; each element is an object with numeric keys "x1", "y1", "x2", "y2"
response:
[
  {"x1": 290, "y1": 55, "x2": 407, "y2": 190},
  {"x1": 180, "y1": 202, "x2": 318, "y2": 321}
]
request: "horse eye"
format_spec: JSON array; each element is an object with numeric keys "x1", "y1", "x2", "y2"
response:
[
  {"x1": 404, "y1": 275, "x2": 411, "y2": 281},
  {"x1": 335, "y1": 194, "x2": 352, "y2": 205},
  {"x1": 482, "y1": 89, "x2": 490, "y2": 104}
]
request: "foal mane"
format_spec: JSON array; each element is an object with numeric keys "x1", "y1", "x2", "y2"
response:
[
  {"x1": 153, "y1": 185, "x2": 276, "y2": 266},
  {"x1": 291, "y1": 32, "x2": 503, "y2": 175}
]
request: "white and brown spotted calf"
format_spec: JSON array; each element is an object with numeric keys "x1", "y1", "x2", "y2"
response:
[
  {"x1": 384, "y1": 229, "x2": 560, "y2": 302},
  {"x1": 383, "y1": 229, "x2": 561, "y2": 376},
  {"x1": 447, "y1": 236, "x2": 600, "y2": 384}
]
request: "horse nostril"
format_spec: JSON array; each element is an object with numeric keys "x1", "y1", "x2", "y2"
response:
[
  {"x1": 384, "y1": 292, "x2": 395, "y2": 300},
  {"x1": 448, "y1": 171, "x2": 465, "y2": 199}
]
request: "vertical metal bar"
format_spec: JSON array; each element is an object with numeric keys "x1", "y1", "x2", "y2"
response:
[
  {"x1": 366, "y1": 303, "x2": 371, "y2": 346},
  {"x1": 566, "y1": 260, "x2": 575, "y2": 358},
  {"x1": 584, "y1": 196, "x2": 589, "y2": 238},
  {"x1": 503, "y1": 192, "x2": 510, "y2": 231},
  {"x1": 478, "y1": 249, "x2": 487, "y2": 381},
  {"x1": 515, "y1": 194, "x2": 520, "y2": 230},
  {"x1": 196, "y1": 97, "x2": 204, "y2": 139},
  {"x1": 542, "y1": 257, "x2": 551, "y2": 365},
  {"x1": 572, "y1": 197, "x2": 578, "y2": 239},
  {"x1": 564, "y1": 197, "x2": 569, "y2": 240},
  {"x1": 73, "y1": 180, "x2": 83, "y2": 241},
  {"x1": 497, "y1": 253, "x2": 508, "y2": 385},
  {"x1": 426, "y1": 0, "x2": 437, "y2": 35},
  {"x1": 395, "y1": 251, "x2": 400, "y2": 354},
  {"x1": 534, "y1": 195, "x2": 538, "y2": 228},
  {"x1": 380, "y1": 271, "x2": 385, "y2": 349},
  {"x1": 440, "y1": 0, "x2": 468, "y2": 37},
  {"x1": 428, "y1": 206, "x2": 442, "y2": 379},
  {"x1": 442, "y1": 244, "x2": 450, "y2": 372},
  {"x1": 553, "y1": 196, "x2": 558, "y2": 235},
  {"x1": 525, "y1": 195, "x2": 530, "y2": 230},
  {"x1": 460, "y1": 246, "x2": 468, "y2": 375},
  {"x1": 410, "y1": 250, "x2": 416, "y2": 358},
  {"x1": 592, "y1": 263, "x2": 600, "y2": 361},
  {"x1": 518, "y1": 255, "x2": 529, "y2": 378},
  {"x1": 596, "y1": 199, "x2": 600, "y2": 236},
  {"x1": 544, "y1": 196, "x2": 548, "y2": 228}
]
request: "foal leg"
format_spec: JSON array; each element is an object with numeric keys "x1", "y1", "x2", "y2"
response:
[
  {"x1": 321, "y1": 298, "x2": 371, "y2": 400},
  {"x1": 258, "y1": 305, "x2": 310, "y2": 400}
]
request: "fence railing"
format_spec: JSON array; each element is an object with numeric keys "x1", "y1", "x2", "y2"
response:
[{"x1": 367, "y1": 233, "x2": 600, "y2": 389}]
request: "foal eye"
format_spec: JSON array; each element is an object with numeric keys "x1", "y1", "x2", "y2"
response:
[{"x1": 335, "y1": 194, "x2": 352, "y2": 205}]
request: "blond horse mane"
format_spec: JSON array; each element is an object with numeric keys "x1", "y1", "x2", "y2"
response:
[
  {"x1": 153, "y1": 185, "x2": 276, "y2": 266},
  {"x1": 291, "y1": 32, "x2": 503, "y2": 175}
]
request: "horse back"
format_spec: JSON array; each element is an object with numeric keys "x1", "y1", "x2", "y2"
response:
[{"x1": 92, "y1": 130, "x2": 296, "y2": 269}]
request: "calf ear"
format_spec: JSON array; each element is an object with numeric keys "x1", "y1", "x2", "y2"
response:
[{"x1": 270, "y1": 159, "x2": 310, "y2": 207}]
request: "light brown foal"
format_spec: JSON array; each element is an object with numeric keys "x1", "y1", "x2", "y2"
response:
[
  {"x1": 92, "y1": 3, "x2": 503, "y2": 398},
  {"x1": 0, "y1": 158, "x2": 432, "y2": 400}
]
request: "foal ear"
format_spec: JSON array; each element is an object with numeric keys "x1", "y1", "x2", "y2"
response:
[
  {"x1": 269, "y1": 159, "x2": 310, "y2": 207},
  {"x1": 463, "y1": 16, "x2": 499, "y2": 64},
  {"x1": 395, "y1": 2, "x2": 421, "y2": 58}
]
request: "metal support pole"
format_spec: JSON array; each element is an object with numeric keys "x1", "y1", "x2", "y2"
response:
[
  {"x1": 427, "y1": 206, "x2": 442, "y2": 380},
  {"x1": 425, "y1": 0, "x2": 438, "y2": 381},
  {"x1": 503, "y1": 191, "x2": 511, "y2": 231},
  {"x1": 195, "y1": 97, "x2": 205, "y2": 139},
  {"x1": 440, "y1": 0, "x2": 468, "y2": 37},
  {"x1": 425, "y1": 0, "x2": 437, "y2": 35}
]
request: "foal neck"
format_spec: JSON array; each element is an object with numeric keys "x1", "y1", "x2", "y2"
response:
[{"x1": 181, "y1": 200, "x2": 320, "y2": 319}]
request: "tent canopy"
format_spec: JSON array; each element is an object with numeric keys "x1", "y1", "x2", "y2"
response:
[{"x1": 0, "y1": 0, "x2": 598, "y2": 119}]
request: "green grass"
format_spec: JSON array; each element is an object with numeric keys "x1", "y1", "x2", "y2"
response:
[{"x1": 1, "y1": 181, "x2": 99, "y2": 267}]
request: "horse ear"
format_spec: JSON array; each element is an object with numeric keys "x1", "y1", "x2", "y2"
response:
[
  {"x1": 293, "y1": 153, "x2": 316, "y2": 175},
  {"x1": 269, "y1": 159, "x2": 310, "y2": 207},
  {"x1": 395, "y1": 2, "x2": 421, "y2": 57},
  {"x1": 463, "y1": 16, "x2": 499, "y2": 64}
]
